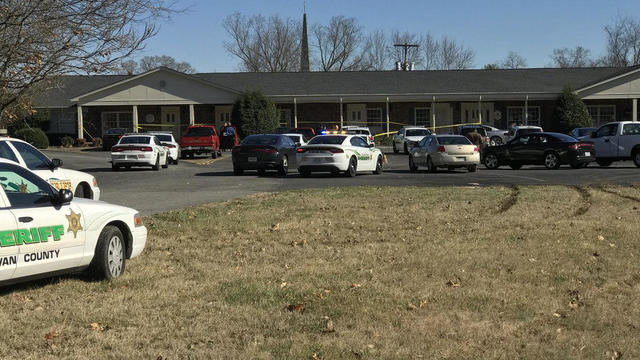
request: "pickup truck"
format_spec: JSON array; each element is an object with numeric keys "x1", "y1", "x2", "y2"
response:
[
  {"x1": 180, "y1": 125, "x2": 221, "y2": 159},
  {"x1": 588, "y1": 121, "x2": 640, "y2": 167}
]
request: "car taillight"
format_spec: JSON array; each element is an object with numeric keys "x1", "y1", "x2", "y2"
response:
[
  {"x1": 111, "y1": 147, "x2": 123, "y2": 152},
  {"x1": 329, "y1": 148, "x2": 344, "y2": 153},
  {"x1": 141, "y1": 147, "x2": 152, "y2": 152},
  {"x1": 368, "y1": 136, "x2": 373, "y2": 141},
  {"x1": 568, "y1": 144, "x2": 579, "y2": 150},
  {"x1": 437, "y1": 146, "x2": 446, "y2": 153},
  {"x1": 474, "y1": 146, "x2": 479, "y2": 152},
  {"x1": 256, "y1": 148, "x2": 277, "y2": 153},
  {"x1": 134, "y1": 213, "x2": 143, "y2": 227},
  {"x1": 296, "y1": 148, "x2": 307, "y2": 153}
]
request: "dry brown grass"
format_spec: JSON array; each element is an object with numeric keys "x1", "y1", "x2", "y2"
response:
[{"x1": 1, "y1": 185, "x2": 640, "y2": 359}]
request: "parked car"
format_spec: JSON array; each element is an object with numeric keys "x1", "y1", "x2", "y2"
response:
[
  {"x1": 570, "y1": 127, "x2": 597, "y2": 140},
  {"x1": 111, "y1": 134, "x2": 169, "y2": 171},
  {"x1": 483, "y1": 132, "x2": 595, "y2": 170},
  {"x1": 180, "y1": 125, "x2": 221, "y2": 159},
  {"x1": 0, "y1": 159, "x2": 146, "y2": 285},
  {"x1": 275, "y1": 127, "x2": 291, "y2": 134},
  {"x1": 102, "y1": 128, "x2": 127, "y2": 151},
  {"x1": 588, "y1": 121, "x2": 640, "y2": 167},
  {"x1": 289, "y1": 127, "x2": 316, "y2": 141},
  {"x1": 296, "y1": 135, "x2": 384, "y2": 177},
  {"x1": 232, "y1": 134, "x2": 298, "y2": 176},
  {"x1": 147, "y1": 131, "x2": 179, "y2": 164},
  {"x1": 343, "y1": 126, "x2": 375, "y2": 146},
  {"x1": 0, "y1": 137, "x2": 100, "y2": 200},
  {"x1": 393, "y1": 127, "x2": 432, "y2": 154},
  {"x1": 283, "y1": 133, "x2": 307, "y2": 147},
  {"x1": 409, "y1": 134, "x2": 480, "y2": 173},
  {"x1": 482, "y1": 125, "x2": 509, "y2": 146},
  {"x1": 504, "y1": 125, "x2": 543, "y2": 142},
  {"x1": 457, "y1": 125, "x2": 491, "y2": 146}
]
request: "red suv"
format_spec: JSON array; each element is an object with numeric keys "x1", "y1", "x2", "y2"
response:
[{"x1": 180, "y1": 125, "x2": 221, "y2": 158}]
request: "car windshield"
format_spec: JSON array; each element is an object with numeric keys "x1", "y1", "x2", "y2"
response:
[
  {"x1": 154, "y1": 134, "x2": 173, "y2": 142},
  {"x1": 308, "y1": 136, "x2": 345, "y2": 145},
  {"x1": 119, "y1": 136, "x2": 151, "y2": 144},
  {"x1": 186, "y1": 127, "x2": 214, "y2": 136},
  {"x1": 105, "y1": 128, "x2": 127, "y2": 135},
  {"x1": 241, "y1": 135, "x2": 279, "y2": 146},
  {"x1": 406, "y1": 129, "x2": 430, "y2": 136},
  {"x1": 437, "y1": 136, "x2": 472, "y2": 145}
]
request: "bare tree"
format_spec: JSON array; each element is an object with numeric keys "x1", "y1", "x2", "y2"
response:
[
  {"x1": 0, "y1": 0, "x2": 177, "y2": 126},
  {"x1": 311, "y1": 16, "x2": 363, "y2": 71},
  {"x1": 603, "y1": 15, "x2": 640, "y2": 67},
  {"x1": 422, "y1": 33, "x2": 440, "y2": 70},
  {"x1": 550, "y1": 46, "x2": 593, "y2": 67},
  {"x1": 119, "y1": 60, "x2": 139, "y2": 75},
  {"x1": 500, "y1": 51, "x2": 527, "y2": 69},
  {"x1": 361, "y1": 30, "x2": 388, "y2": 70},
  {"x1": 138, "y1": 55, "x2": 195, "y2": 73},
  {"x1": 388, "y1": 30, "x2": 423, "y2": 68},
  {"x1": 438, "y1": 36, "x2": 475, "y2": 70},
  {"x1": 223, "y1": 13, "x2": 300, "y2": 72}
]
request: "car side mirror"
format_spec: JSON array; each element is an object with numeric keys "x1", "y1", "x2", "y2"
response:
[
  {"x1": 50, "y1": 158, "x2": 63, "y2": 170},
  {"x1": 54, "y1": 189, "x2": 73, "y2": 205}
]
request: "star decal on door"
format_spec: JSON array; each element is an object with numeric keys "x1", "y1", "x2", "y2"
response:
[{"x1": 66, "y1": 209, "x2": 83, "y2": 238}]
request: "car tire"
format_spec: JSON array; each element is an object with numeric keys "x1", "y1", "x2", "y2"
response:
[
  {"x1": 345, "y1": 157, "x2": 357, "y2": 177},
  {"x1": 427, "y1": 156, "x2": 437, "y2": 173},
  {"x1": 468, "y1": 164, "x2": 477, "y2": 172},
  {"x1": 596, "y1": 159, "x2": 613, "y2": 167},
  {"x1": 490, "y1": 136, "x2": 503, "y2": 146},
  {"x1": 162, "y1": 154, "x2": 169, "y2": 168},
  {"x1": 90, "y1": 225, "x2": 126, "y2": 281},
  {"x1": 74, "y1": 184, "x2": 85, "y2": 198},
  {"x1": 544, "y1": 152, "x2": 561, "y2": 169},
  {"x1": 633, "y1": 149, "x2": 640, "y2": 168},
  {"x1": 278, "y1": 156, "x2": 289, "y2": 176},
  {"x1": 152, "y1": 155, "x2": 160, "y2": 171},
  {"x1": 484, "y1": 153, "x2": 499, "y2": 169},
  {"x1": 112, "y1": 164, "x2": 120, "y2": 172},
  {"x1": 173, "y1": 157, "x2": 179, "y2": 165},
  {"x1": 509, "y1": 163, "x2": 522, "y2": 170},
  {"x1": 299, "y1": 169, "x2": 311, "y2": 177},
  {"x1": 393, "y1": 142, "x2": 399, "y2": 154},
  {"x1": 403, "y1": 143, "x2": 409, "y2": 155},
  {"x1": 374, "y1": 155, "x2": 383, "y2": 174},
  {"x1": 409, "y1": 155, "x2": 418, "y2": 172}
]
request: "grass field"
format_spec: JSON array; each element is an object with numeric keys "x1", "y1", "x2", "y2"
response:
[{"x1": 1, "y1": 185, "x2": 640, "y2": 359}]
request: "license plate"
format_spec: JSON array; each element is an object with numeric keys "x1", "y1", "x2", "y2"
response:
[
  {"x1": 584, "y1": 152, "x2": 591, "y2": 157},
  {"x1": 456, "y1": 157, "x2": 466, "y2": 161},
  {"x1": 248, "y1": 156, "x2": 257, "y2": 162}
]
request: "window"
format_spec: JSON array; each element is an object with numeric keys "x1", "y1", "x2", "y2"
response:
[
  {"x1": 350, "y1": 136, "x2": 369, "y2": 147},
  {"x1": 0, "y1": 163, "x2": 54, "y2": 208},
  {"x1": 308, "y1": 136, "x2": 345, "y2": 145},
  {"x1": 414, "y1": 107, "x2": 430, "y2": 126},
  {"x1": 119, "y1": 136, "x2": 151, "y2": 144},
  {"x1": 623, "y1": 123, "x2": 640, "y2": 135},
  {"x1": 102, "y1": 111, "x2": 133, "y2": 134},
  {"x1": 10, "y1": 141, "x2": 51, "y2": 170},
  {"x1": 0, "y1": 142, "x2": 19, "y2": 163},
  {"x1": 367, "y1": 108, "x2": 382, "y2": 125},
  {"x1": 506, "y1": 106, "x2": 541, "y2": 126},
  {"x1": 595, "y1": 124, "x2": 617, "y2": 138},
  {"x1": 587, "y1": 105, "x2": 616, "y2": 125},
  {"x1": 279, "y1": 109, "x2": 291, "y2": 127}
]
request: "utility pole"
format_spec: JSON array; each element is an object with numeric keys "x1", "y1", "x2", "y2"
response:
[{"x1": 393, "y1": 42, "x2": 419, "y2": 71}]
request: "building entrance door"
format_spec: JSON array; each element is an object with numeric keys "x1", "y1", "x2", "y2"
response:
[{"x1": 160, "y1": 106, "x2": 181, "y2": 140}]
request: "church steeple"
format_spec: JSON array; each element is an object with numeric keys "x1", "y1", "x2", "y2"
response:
[{"x1": 300, "y1": 8, "x2": 310, "y2": 72}]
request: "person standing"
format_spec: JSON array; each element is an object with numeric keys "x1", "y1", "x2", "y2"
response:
[
  {"x1": 221, "y1": 122, "x2": 230, "y2": 151},
  {"x1": 224, "y1": 123, "x2": 236, "y2": 151},
  {"x1": 467, "y1": 129, "x2": 486, "y2": 162}
]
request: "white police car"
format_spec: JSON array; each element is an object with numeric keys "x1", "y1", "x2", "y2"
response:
[
  {"x1": 111, "y1": 134, "x2": 169, "y2": 171},
  {"x1": 0, "y1": 137, "x2": 100, "y2": 200},
  {"x1": 296, "y1": 134, "x2": 384, "y2": 177},
  {"x1": 0, "y1": 159, "x2": 146, "y2": 285}
]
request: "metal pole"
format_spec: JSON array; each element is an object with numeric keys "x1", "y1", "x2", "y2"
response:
[
  {"x1": 294, "y1": 97, "x2": 298, "y2": 128},
  {"x1": 77, "y1": 105, "x2": 84, "y2": 139},
  {"x1": 189, "y1": 104, "x2": 195, "y2": 126},
  {"x1": 478, "y1": 96, "x2": 482, "y2": 125},
  {"x1": 633, "y1": 98, "x2": 638, "y2": 122},
  {"x1": 524, "y1": 95, "x2": 529, "y2": 126},
  {"x1": 340, "y1": 97, "x2": 344, "y2": 128},
  {"x1": 385, "y1": 97, "x2": 390, "y2": 136},
  {"x1": 132, "y1": 105, "x2": 138, "y2": 133},
  {"x1": 431, "y1": 96, "x2": 436, "y2": 133}
]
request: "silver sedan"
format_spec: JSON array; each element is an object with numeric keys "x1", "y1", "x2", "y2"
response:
[{"x1": 409, "y1": 134, "x2": 480, "y2": 172}]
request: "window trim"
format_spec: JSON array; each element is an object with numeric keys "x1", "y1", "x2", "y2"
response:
[
  {"x1": 414, "y1": 107, "x2": 431, "y2": 126},
  {"x1": 586, "y1": 105, "x2": 616, "y2": 125},
  {"x1": 506, "y1": 106, "x2": 541, "y2": 126},
  {"x1": 102, "y1": 111, "x2": 134, "y2": 135}
]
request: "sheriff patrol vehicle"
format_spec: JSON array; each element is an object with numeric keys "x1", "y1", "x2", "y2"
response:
[
  {"x1": 296, "y1": 134, "x2": 384, "y2": 177},
  {"x1": 0, "y1": 137, "x2": 100, "y2": 200},
  {"x1": 0, "y1": 159, "x2": 146, "y2": 285}
]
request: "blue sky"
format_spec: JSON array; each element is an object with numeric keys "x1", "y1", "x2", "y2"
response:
[{"x1": 140, "y1": 0, "x2": 640, "y2": 72}]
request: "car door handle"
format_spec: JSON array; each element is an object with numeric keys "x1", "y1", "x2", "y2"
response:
[{"x1": 18, "y1": 217, "x2": 33, "y2": 223}]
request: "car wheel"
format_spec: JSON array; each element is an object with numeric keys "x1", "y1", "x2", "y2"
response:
[
  {"x1": 427, "y1": 156, "x2": 437, "y2": 173},
  {"x1": 393, "y1": 142, "x2": 399, "y2": 154},
  {"x1": 409, "y1": 155, "x2": 418, "y2": 172},
  {"x1": 74, "y1": 184, "x2": 85, "y2": 198},
  {"x1": 152, "y1": 155, "x2": 160, "y2": 170},
  {"x1": 633, "y1": 149, "x2": 640, "y2": 168},
  {"x1": 278, "y1": 155, "x2": 289, "y2": 175},
  {"x1": 374, "y1": 156, "x2": 383, "y2": 174},
  {"x1": 544, "y1": 152, "x2": 560, "y2": 169},
  {"x1": 173, "y1": 157, "x2": 179, "y2": 165},
  {"x1": 90, "y1": 225, "x2": 125, "y2": 280},
  {"x1": 233, "y1": 167, "x2": 243, "y2": 176},
  {"x1": 299, "y1": 169, "x2": 311, "y2": 177},
  {"x1": 596, "y1": 159, "x2": 612, "y2": 167},
  {"x1": 490, "y1": 136, "x2": 503, "y2": 146},
  {"x1": 484, "y1": 153, "x2": 499, "y2": 169},
  {"x1": 345, "y1": 157, "x2": 357, "y2": 177},
  {"x1": 162, "y1": 154, "x2": 169, "y2": 168},
  {"x1": 468, "y1": 164, "x2": 477, "y2": 172},
  {"x1": 403, "y1": 143, "x2": 409, "y2": 155},
  {"x1": 509, "y1": 163, "x2": 522, "y2": 170},
  {"x1": 112, "y1": 164, "x2": 120, "y2": 172}
]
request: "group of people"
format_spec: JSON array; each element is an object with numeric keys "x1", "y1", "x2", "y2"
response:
[{"x1": 220, "y1": 122, "x2": 237, "y2": 151}]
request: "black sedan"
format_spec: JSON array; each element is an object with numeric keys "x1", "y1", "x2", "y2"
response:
[
  {"x1": 232, "y1": 134, "x2": 298, "y2": 176},
  {"x1": 483, "y1": 132, "x2": 595, "y2": 170}
]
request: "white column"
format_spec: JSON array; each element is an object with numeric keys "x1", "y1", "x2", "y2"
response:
[
  {"x1": 340, "y1": 97, "x2": 344, "y2": 128},
  {"x1": 633, "y1": 98, "x2": 638, "y2": 122},
  {"x1": 189, "y1": 104, "x2": 195, "y2": 125},
  {"x1": 132, "y1": 105, "x2": 138, "y2": 133},
  {"x1": 524, "y1": 95, "x2": 529, "y2": 126},
  {"x1": 478, "y1": 95, "x2": 482, "y2": 124},
  {"x1": 431, "y1": 96, "x2": 436, "y2": 133},
  {"x1": 294, "y1": 97, "x2": 298, "y2": 128},
  {"x1": 385, "y1": 97, "x2": 390, "y2": 136},
  {"x1": 77, "y1": 105, "x2": 84, "y2": 139}
]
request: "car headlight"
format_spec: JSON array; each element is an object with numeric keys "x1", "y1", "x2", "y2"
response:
[{"x1": 134, "y1": 213, "x2": 143, "y2": 227}]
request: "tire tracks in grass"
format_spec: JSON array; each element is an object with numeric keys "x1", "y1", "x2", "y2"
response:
[
  {"x1": 568, "y1": 185, "x2": 592, "y2": 217},
  {"x1": 496, "y1": 185, "x2": 520, "y2": 214},
  {"x1": 594, "y1": 185, "x2": 640, "y2": 203}
]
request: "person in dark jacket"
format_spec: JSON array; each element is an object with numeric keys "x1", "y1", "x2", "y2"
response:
[{"x1": 223, "y1": 124, "x2": 236, "y2": 151}]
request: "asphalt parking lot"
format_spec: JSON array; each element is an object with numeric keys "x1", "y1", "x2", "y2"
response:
[{"x1": 44, "y1": 148, "x2": 640, "y2": 214}]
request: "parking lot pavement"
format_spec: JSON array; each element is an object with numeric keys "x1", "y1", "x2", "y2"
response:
[{"x1": 44, "y1": 149, "x2": 640, "y2": 215}]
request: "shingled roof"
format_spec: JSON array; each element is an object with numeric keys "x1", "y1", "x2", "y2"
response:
[{"x1": 34, "y1": 67, "x2": 631, "y2": 107}]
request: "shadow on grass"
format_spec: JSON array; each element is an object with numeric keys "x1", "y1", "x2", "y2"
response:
[{"x1": 0, "y1": 272, "x2": 98, "y2": 295}]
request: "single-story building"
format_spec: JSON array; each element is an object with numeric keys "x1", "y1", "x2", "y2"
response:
[{"x1": 33, "y1": 66, "x2": 640, "y2": 141}]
